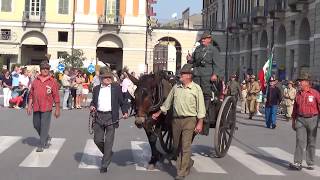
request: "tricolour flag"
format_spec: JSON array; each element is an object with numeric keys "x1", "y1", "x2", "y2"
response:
[{"x1": 258, "y1": 51, "x2": 273, "y2": 93}]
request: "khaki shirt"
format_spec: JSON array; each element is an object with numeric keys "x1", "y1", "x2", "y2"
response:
[
  {"x1": 160, "y1": 82, "x2": 206, "y2": 119},
  {"x1": 247, "y1": 81, "x2": 260, "y2": 100},
  {"x1": 284, "y1": 87, "x2": 297, "y2": 106}
]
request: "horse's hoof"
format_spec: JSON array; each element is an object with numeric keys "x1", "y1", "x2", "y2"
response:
[{"x1": 147, "y1": 164, "x2": 155, "y2": 170}]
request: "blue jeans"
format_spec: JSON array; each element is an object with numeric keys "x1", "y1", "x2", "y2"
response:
[
  {"x1": 63, "y1": 88, "x2": 70, "y2": 109},
  {"x1": 265, "y1": 105, "x2": 278, "y2": 128}
]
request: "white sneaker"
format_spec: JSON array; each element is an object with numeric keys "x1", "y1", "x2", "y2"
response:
[{"x1": 256, "y1": 112, "x2": 263, "y2": 116}]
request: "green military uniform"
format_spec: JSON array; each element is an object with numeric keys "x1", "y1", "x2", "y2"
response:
[
  {"x1": 246, "y1": 75, "x2": 261, "y2": 119},
  {"x1": 191, "y1": 31, "x2": 215, "y2": 99},
  {"x1": 226, "y1": 78, "x2": 241, "y2": 101},
  {"x1": 160, "y1": 64, "x2": 206, "y2": 179}
]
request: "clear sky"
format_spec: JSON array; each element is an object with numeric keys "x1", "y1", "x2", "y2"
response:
[{"x1": 153, "y1": 0, "x2": 202, "y2": 22}]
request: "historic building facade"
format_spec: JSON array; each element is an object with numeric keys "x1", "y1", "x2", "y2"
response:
[
  {"x1": 203, "y1": 0, "x2": 320, "y2": 81},
  {"x1": 0, "y1": 0, "x2": 227, "y2": 74}
]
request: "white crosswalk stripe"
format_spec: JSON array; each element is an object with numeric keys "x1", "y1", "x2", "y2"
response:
[
  {"x1": 78, "y1": 139, "x2": 103, "y2": 169},
  {"x1": 192, "y1": 153, "x2": 227, "y2": 174},
  {"x1": 19, "y1": 138, "x2": 65, "y2": 168},
  {"x1": 0, "y1": 136, "x2": 21, "y2": 154},
  {"x1": 131, "y1": 141, "x2": 161, "y2": 171},
  {"x1": 259, "y1": 147, "x2": 320, "y2": 177},
  {"x1": 2, "y1": 135, "x2": 320, "y2": 176},
  {"x1": 228, "y1": 146, "x2": 285, "y2": 176}
]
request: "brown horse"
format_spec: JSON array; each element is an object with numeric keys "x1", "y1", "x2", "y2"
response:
[{"x1": 127, "y1": 71, "x2": 174, "y2": 169}]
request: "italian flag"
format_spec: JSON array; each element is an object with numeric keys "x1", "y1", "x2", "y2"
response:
[{"x1": 258, "y1": 51, "x2": 273, "y2": 93}]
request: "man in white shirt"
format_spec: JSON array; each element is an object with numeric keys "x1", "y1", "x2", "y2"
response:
[
  {"x1": 61, "y1": 70, "x2": 71, "y2": 110},
  {"x1": 90, "y1": 67, "x2": 128, "y2": 174}
]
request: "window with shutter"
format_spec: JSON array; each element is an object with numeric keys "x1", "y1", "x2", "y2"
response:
[{"x1": 1, "y1": 0, "x2": 12, "y2": 12}]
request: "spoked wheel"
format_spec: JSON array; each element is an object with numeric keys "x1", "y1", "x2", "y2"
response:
[
  {"x1": 214, "y1": 96, "x2": 237, "y2": 158},
  {"x1": 154, "y1": 123, "x2": 174, "y2": 155}
]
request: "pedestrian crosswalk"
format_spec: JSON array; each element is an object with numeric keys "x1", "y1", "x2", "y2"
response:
[
  {"x1": 78, "y1": 139, "x2": 103, "y2": 169},
  {"x1": 0, "y1": 136, "x2": 21, "y2": 154},
  {"x1": 228, "y1": 146, "x2": 284, "y2": 176},
  {"x1": 19, "y1": 138, "x2": 65, "y2": 168},
  {"x1": 0, "y1": 135, "x2": 320, "y2": 176}
]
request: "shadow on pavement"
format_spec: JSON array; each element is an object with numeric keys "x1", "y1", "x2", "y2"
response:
[
  {"x1": 191, "y1": 144, "x2": 216, "y2": 158},
  {"x1": 21, "y1": 137, "x2": 39, "y2": 147},
  {"x1": 248, "y1": 153, "x2": 291, "y2": 170},
  {"x1": 236, "y1": 121, "x2": 267, "y2": 128}
]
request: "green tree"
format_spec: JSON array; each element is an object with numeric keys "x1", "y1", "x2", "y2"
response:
[{"x1": 60, "y1": 49, "x2": 85, "y2": 68}]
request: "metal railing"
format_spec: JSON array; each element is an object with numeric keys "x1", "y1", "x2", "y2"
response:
[
  {"x1": 288, "y1": 0, "x2": 309, "y2": 6},
  {"x1": 22, "y1": 11, "x2": 46, "y2": 22},
  {"x1": 98, "y1": 15, "x2": 122, "y2": 25},
  {"x1": 251, "y1": 6, "x2": 265, "y2": 18},
  {"x1": 268, "y1": 0, "x2": 287, "y2": 12}
]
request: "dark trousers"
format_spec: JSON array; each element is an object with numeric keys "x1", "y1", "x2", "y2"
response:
[
  {"x1": 22, "y1": 89, "x2": 29, "y2": 108},
  {"x1": 93, "y1": 112, "x2": 115, "y2": 168},
  {"x1": 33, "y1": 111, "x2": 52, "y2": 147},
  {"x1": 70, "y1": 88, "x2": 77, "y2": 108},
  {"x1": 193, "y1": 75, "x2": 212, "y2": 98}
]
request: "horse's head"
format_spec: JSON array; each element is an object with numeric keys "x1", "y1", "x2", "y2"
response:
[{"x1": 133, "y1": 74, "x2": 162, "y2": 128}]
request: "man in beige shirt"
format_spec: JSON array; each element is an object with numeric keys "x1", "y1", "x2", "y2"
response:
[
  {"x1": 152, "y1": 64, "x2": 206, "y2": 180},
  {"x1": 283, "y1": 81, "x2": 296, "y2": 121},
  {"x1": 61, "y1": 70, "x2": 71, "y2": 110},
  {"x1": 246, "y1": 75, "x2": 261, "y2": 119}
]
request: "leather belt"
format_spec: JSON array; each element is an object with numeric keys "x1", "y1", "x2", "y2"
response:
[
  {"x1": 298, "y1": 114, "x2": 318, "y2": 118},
  {"x1": 174, "y1": 116, "x2": 196, "y2": 119},
  {"x1": 97, "y1": 111, "x2": 111, "y2": 114}
]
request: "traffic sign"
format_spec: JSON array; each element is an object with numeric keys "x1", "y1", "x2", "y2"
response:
[
  {"x1": 57, "y1": 63, "x2": 65, "y2": 72},
  {"x1": 88, "y1": 64, "x2": 95, "y2": 74}
]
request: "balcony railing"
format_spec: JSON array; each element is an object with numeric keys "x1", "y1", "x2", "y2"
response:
[
  {"x1": 288, "y1": 0, "x2": 309, "y2": 6},
  {"x1": 22, "y1": 11, "x2": 46, "y2": 23},
  {"x1": 287, "y1": 0, "x2": 309, "y2": 11},
  {"x1": 98, "y1": 15, "x2": 122, "y2": 25},
  {"x1": 251, "y1": 6, "x2": 266, "y2": 19},
  {"x1": 268, "y1": 0, "x2": 287, "y2": 12}
]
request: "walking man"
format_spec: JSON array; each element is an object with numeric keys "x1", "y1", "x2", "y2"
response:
[
  {"x1": 283, "y1": 81, "x2": 297, "y2": 121},
  {"x1": 290, "y1": 72, "x2": 320, "y2": 170},
  {"x1": 27, "y1": 61, "x2": 60, "y2": 152},
  {"x1": 265, "y1": 78, "x2": 282, "y2": 129},
  {"x1": 226, "y1": 74, "x2": 241, "y2": 102},
  {"x1": 152, "y1": 64, "x2": 206, "y2": 180},
  {"x1": 90, "y1": 67, "x2": 128, "y2": 173},
  {"x1": 61, "y1": 69, "x2": 71, "y2": 110},
  {"x1": 247, "y1": 75, "x2": 261, "y2": 119}
]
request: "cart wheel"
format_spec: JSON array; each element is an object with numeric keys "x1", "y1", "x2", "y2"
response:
[
  {"x1": 214, "y1": 96, "x2": 236, "y2": 158},
  {"x1": 157, "y1": 124, "x2": 173, "y2": 154}
]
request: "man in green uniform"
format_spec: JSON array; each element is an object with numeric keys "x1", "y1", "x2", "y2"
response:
[
  {"x1": 152, "y1": 64, "x2": 206, "y2": 180},
  {"x1": 190, "y1": 31, "x2": 217, "y2": 136},
  {"x1": 226, "y1": 74, "x2": 241, "y2": 102},
  {"x1": 191, "y1": 31, "x2": 216, "y2": 104}
]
